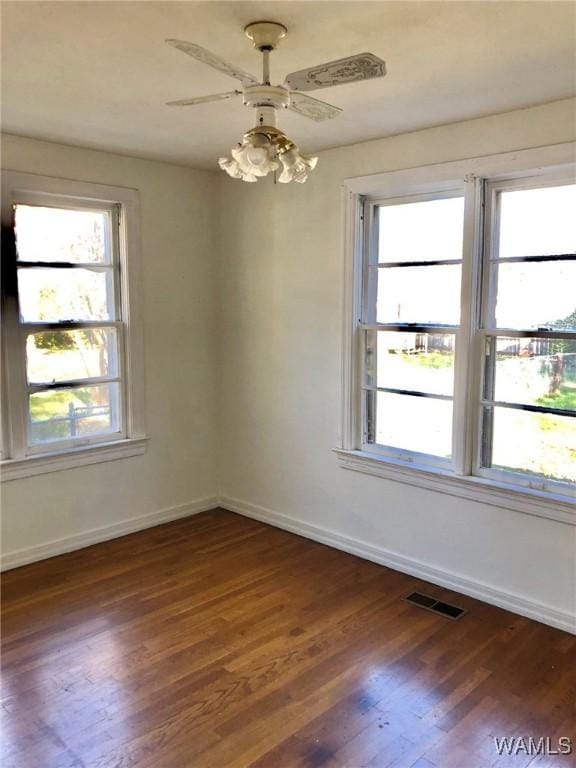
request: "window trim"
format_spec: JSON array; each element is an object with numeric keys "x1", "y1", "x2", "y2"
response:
[
  {"x1": 334, "y1": 447, "x2": 576, "y2": 526},
  {"x1": 338, "y1": 142, "x2": 576, "y2": 524},
  {"x1": 1, "y1": 171, "x2": 147, "y2": 480}
]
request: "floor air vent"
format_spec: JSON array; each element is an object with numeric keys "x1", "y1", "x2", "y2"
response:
[{"x1": 404, "y1": 591, "x2": 467, "y2": 620}]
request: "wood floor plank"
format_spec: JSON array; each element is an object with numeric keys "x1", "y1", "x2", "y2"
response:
[{"x1": 2, "y1": 509, "x2": 574, "y2": 767}]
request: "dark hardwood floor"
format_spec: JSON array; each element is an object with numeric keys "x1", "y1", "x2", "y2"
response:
[{"x1": 1, "y1": 509, "x2": 575, "y2": 768}]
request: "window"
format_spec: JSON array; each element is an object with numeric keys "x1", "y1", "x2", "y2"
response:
[
  {"x1": 1, "y1": 172, "x2": 146, "y2": 479},
  {"x1": 479, "y1": 180, "x2": 576, "y2": 488},
  {"x1": 362, "y1": 193, "x2": 464, "y2": 466},
  {"x1": 339, "y1": 147, "x2": 576, "y2": 520}
]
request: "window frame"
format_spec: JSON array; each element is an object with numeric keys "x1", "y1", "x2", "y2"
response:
[
  {"x1": 1, "y1": 171, "x2": 147, "y2": 480},
  {"x1": 337, "y1": 142, "x2": 576, "y2": 525},
  {"x1": 474, "y1": 172, "x2": 576, "y2": 497}
]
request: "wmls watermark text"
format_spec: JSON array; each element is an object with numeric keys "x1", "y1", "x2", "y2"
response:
[{"x1": 494, "y1": 736, "x2": 572, "y2": 756}]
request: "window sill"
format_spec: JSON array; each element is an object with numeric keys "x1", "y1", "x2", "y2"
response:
[
  {"x1": 334, "y1": 448, "x2": 575, "y2": 526},
  {"x1": 1, "y1": 437, "x2": 148, "y2": 482}
]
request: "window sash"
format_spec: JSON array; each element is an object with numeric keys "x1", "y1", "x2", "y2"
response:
[
  {"x1": 359, "y1": 327, "x2": 456, "y2": 467},
  {"x1": 24, "y1": 323, "x2": 124, "y2": 393},
  {"x1": 27, "y1": 381, "x2": 124, "y2": 451},
  {"x1": 16, "y1": 261, "x2": 115, "y2": 270},
  {"x1": 363, "y1": 387, "x2": 453, "y2": 401},
  {"x1": 361, "y1": 188, "x2": 466, "y2": 467},
  {"x1": 472, "y1": 173, "x2": 576, "y2": 496},
  {"x1": 481, "y1": 334, "x2": 576, "y2": 416},
  {"x1": 488, "y1": 253, "x2": 576, "y2": 264},
  {"x1": 475, "y1": 335, "x2": 576, "y2": 494},
  {"x1": 3, "y1": 195, "x2": 127, "y2": 457},
  {"x1": 480, "y1": 174, "x2": 576, "y2": 330},
  {"x1": 480, "y1": 400, "x2": 576, "y2": 419},
  {"x1": 360, "y1": 436, "x2": 453, "y2": 470},
  {"x1": 14, "y1": 204, "x2": 120, "y2": 325}
]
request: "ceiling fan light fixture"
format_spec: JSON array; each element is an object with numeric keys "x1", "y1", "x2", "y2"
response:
[
  {"x1": 165, "y1": 23, "x2": 386, "y2": 188},
  {"x1": 220, "y1": 123, "x2": 318, "y2": 184}
]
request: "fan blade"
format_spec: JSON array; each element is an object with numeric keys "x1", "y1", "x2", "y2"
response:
[
  {"x1": 285, "y1": 52, "x2": 386, "y2": 92},
  {"x1": 166, "y1": 39, "x2": 258, "y2": 86},
  {"x1": 166, "y1": 91, "x2": 241, "y2": 106},
  {"x1": 289, "y1": 92, "x2": 342, "y2": 122}
]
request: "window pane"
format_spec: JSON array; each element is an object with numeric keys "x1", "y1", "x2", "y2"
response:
[
  {"x1": 29, "y1": 383, "x2": 121, "y2": 444},
  {"x1": 489, "y1": 260, "x2": 576, "y2": 331},
  {"x1": 378, "y1": 197, "x2": 464, "y2": 263},
  {"x1": 376, "y1": 264, "x2": 461, "y2": 325},
  {"x1": 26, "y1": 328, "x2": 119, "y2": 385},
  {"x1": 488, "y1": 337, "x2": 576, "y2": 412},
  {"x1": 373, "y1": 392, "x2": 452, "y2": 458},
  {"x1": 485, "y1": 406, "x2": 576, "y2": 483},
  {"x1": 15, "y1": 205, "x2": 109, "y2": 263},
  {"x1": 367, "y1": 332, "x2": 455, "y2": 396},
  {"x1": 18, "y1": 268, "x2": 113, "y2": 322},
  {"x1": 498, "y1": 185, "x2": 576, "y2": 259}
]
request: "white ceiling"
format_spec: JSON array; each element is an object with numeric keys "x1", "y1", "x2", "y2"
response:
[{"x1": 2, "y1": 1, "x2": 575, "y2": 170}]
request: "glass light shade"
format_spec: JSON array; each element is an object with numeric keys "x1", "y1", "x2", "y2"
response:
[
  {"x1": 231, "y1": 134, "x2": 279, "y2": 178},
  {"x1": 219, "y1": 157, "x2": 242, "y2": 178},
  {"x1": 218, "y1": 156, "x2": 257, "y2": 182},
  {"x1": 246, "y1": 146, "x2": 271, "y2": 168},
  {"x1": 278, "y1": 148, "x2": 318, "y2": 184}
]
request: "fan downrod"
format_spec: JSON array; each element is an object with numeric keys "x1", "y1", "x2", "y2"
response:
[{"x1": 244, "y1": 21, "x2": 288, "y2": 51}]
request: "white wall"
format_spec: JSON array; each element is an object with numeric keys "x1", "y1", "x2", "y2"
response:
[
  {"x1": 218, "y1": 98, "x2": 576, "y2": 631},
  {"x1": 1, "y1": 135, "x2": 219, "y2": 560},
  {"x1": 2, "y1": 100, "x2": 575, "y2": 631}
]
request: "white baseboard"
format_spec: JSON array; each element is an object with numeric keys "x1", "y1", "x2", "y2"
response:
[
  {"x1": 5, "y1": 493, "x2": 573, "y2": 635},
  {"x1": 219, "y1": 495, "x2": 576, "y2": 636},
  {"x1": 1, "y1": 496, "x2": 219, "y2": 571}
]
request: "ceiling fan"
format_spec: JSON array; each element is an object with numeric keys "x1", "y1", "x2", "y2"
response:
[{"x1": 165, "y1": 21, "x2": 386, "y2": 183}]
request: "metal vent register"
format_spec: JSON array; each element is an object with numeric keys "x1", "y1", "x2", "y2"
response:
[{"x1": 404, "y1": 591, "x2": 467, "y2": 620}]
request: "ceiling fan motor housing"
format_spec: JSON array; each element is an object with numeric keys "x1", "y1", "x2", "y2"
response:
[{"x1": 243, "y1": 85, "x2": 290, "y2": 110}]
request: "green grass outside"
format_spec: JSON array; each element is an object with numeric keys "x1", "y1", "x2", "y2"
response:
[
  {"x1": 30, "y1": 389, "x2": 100, "y2": 441},
  {"x1": 536, "y1": 383, "x2": 576, "y2": 412},
  {"x1": 402, "y1": 351, "x2": 453, "y2": 369},
  {"x1": 30, "y1": 389, "x2": 92, "y2": 421}
]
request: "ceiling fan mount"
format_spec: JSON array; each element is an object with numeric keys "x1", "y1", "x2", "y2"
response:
[
  {"x1": 244, "y1": 21, "x2": 287, "y2": 52},
  {"x1": 164, "y1": 21, "x2": 386, "y2": 182}
]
